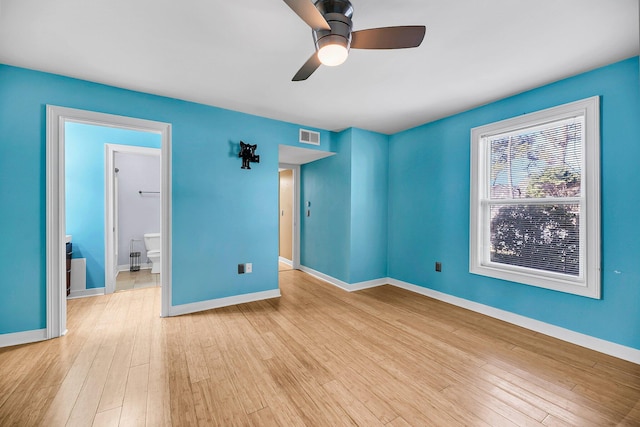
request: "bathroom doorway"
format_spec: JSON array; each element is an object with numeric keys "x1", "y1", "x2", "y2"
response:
[
  {"x1": 105, "y1": 144, "x2": 161, "y2": 294},
  {"x1": 46, "y1": 106, "x2": 172, "y2": 339}
]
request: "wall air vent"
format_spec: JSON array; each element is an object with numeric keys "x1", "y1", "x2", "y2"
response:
[{"x1": 299, "y1": 129, "x2": 320, "y2": 145}]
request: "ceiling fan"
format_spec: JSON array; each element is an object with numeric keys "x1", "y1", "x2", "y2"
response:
[{"x1": 282, "y1": 0, "x2": 426, "y2": 81}]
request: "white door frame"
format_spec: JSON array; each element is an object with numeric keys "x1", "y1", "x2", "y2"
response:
[
  {"x1": 46, "y1": 105, "x2": 172, "y2": 339},
  {"x1": 278, "y1": 163, "x2": 300, "y2": 269},
  {"x1": 105, "y1": 144, "x2": 161, "y2": 294}
]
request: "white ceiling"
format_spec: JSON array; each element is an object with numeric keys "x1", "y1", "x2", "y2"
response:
[
  {"x1": 279, "y1": 145, "x2": 335, "y2": 165},
  {"x1": 0, "y1": 0, "x2": 637, "y2": 135}
]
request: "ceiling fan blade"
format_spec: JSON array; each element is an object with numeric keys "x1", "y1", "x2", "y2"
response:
[
  {"x1": 292, "y1": 53, "x2": 322, "y2": 81},
  {"x1": 282, "y1": 0, "x2": 331, "y2": 30},
  {"x1": 351, "y1": 26, "x2": 426, "y2": 49}
]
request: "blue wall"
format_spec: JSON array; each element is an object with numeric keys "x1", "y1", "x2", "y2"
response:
[
  {"x1": 0, "y1": 64, "x2": 332, "y2": 334},
  {"x1": 349, "y1": 128, "x2": 389, "y2": 282},
  {"x1": 65, "y1": 122, "x2": 161, "y2": 289},
  {"x1": 1, "y1": 57, "x2": 639, "y2": 352},
  {"x1": 301, "y1": 128, "x2": 389, "y2": 284},
  {"x1": 301, "y1": 129, "x2": 352, "y2": 282},
  {"x1": 388, "y1": 57, "x2": 640, "y2": 350}
]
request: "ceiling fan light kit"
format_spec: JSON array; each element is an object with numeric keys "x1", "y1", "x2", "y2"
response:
[
  {"x1": 316, "y1": 36, "x2": 349, "y2": 66},
  {"x1": 283, "y1": 0, "x2": 426, "y2": 81}
]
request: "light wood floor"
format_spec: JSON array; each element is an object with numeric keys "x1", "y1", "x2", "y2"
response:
[
  {"x1": 278, "y1": 261, "x2": 294, "y2": 272},
  {"x1": 1, "y1": 270, "x2": 639, "y2": 426},
  {"x1": 115, "y1": 269, "x2": 160, "y2": 292}
]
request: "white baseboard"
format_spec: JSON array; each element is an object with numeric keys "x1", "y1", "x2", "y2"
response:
[
  {"x1": 67, "y1": 287, "x2": 105, "y2": 299},
  {"x1": 299, "y1": 265, "x2": 389, "y2": 292},
  {"x1": 0, "y1": 328, "x2": 47, "y2": 348},
  {"x1": 278, "y1": 257, "x2": 293, "y2": 266},
  {"x1": 117, "y1": 264, "x2": 152, "y2": 272},
  {"x1": 169, "y1": 289, "x2": 281, "y2": 317}
]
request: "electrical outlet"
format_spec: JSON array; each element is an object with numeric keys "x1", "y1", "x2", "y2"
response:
[
  {"x1": 435, "y1": 262, "x2": 442, "y2": 272},
  {"x1": 246, "y1": 263, "x2": 252, "y2": 273},
  {"x1": 238, "y1": 264, "x2": 245, "y2": 274}
]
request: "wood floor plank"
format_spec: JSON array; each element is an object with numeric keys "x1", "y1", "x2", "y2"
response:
[
  {"x1": 483, "y1": 360, "x2": 638, "y2": 424},
  {"x1": 66, "y1": 341, "x2": 118, "y2": 427},
  {"x1": 145, "y1": 288, "x2": 171, "y2": 427},
  {"x1": 179, "y1": 315, "x2": 210, "y2": 384},
  {"x1": 328, "y1": 364, "x2": 399, "y2": 423},
  {"x1": 334, "y1": 352, "x2": 460, "y2": 425},
  {"x1": 1, "y1": 269, "x2": 639, "y2": 426},
  {"x1": 67, "y1": 293, "x2": 130, "y2": 427},
  {"x1": 0, "y1": 344, "x2": 43, "y2": 409},
  {"x1": 475, "y1": 365, "x2": 600, "y2": 426},
  {"x1": 542, "y1": 413, "x2": 579, "y2": 427},
  {"x1": 0, "y1": 296, "x2": 109, "y2": 426},
  {"x1": 130, "y1": 289, "x2": 155, "y2": 368},
  {"x1": 166, "y1": 318, "x2": 198, "y2": 427},
  {"x1": 261, "y1": 355, "x2": 358, "y2": 426},
  {"x1": 40, "y1": 300, "x2": 112, "y2": 426},
  {"x1": 193, "y1": 377, "x2": 250, "y2": 426},
  {"x1": 440, "y1": 385, "x2": 521, "y2": 426},
  {"x1": 321, "y1": 379, "x2": 386, "y2": 426},
  {"x1": 385, "y1": 415, "x2": 413, "y2": 427},
  {"x1": 247, "y1": 406, "x2": 279, "y2": 426},
  {"x1": 92, "y1": 407, "x2": 121, "y2": 427},
  {"x1": 219, "y1": 345, "x2": 268, "y2": 415},
  {"x1": 96, "y1": 291, "x2": 140, "y2": 413},
  {"x1": 119, "y1": 363, "x2": 149, "y2": 426}
]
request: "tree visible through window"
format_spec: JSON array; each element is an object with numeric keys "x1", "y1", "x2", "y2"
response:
[
  {"x1": 470, "y1": 97, "x2": 601, "y2": 298},
  {"x1": 489, "y1": 118, "x2": 582, "y2": 276}
]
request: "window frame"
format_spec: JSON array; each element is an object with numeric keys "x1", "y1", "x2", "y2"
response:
[{"x1": 470, "y1": 96, "x2": 601, "y2": 298}]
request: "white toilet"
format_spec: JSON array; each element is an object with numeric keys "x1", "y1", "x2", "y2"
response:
[{"x1": 143, "y1": 233, "x2": 161, "y2": 274}]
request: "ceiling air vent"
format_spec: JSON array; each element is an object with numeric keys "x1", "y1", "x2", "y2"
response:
[{"x1": 299, "y1": 129, "x2": 320, "y2": 145}]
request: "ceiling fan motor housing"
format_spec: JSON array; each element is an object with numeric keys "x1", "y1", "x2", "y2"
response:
[{"x1": 312, "y1": 0, "x2": 354, "y2": 53}]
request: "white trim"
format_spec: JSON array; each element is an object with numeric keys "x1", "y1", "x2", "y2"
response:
[
  {"x1": 298, "y1": 265, "x2": 388, "y2": 292},
  {"x1": 387, "y1": 278, "x2": 640, "y2": 365},
  {"x1": 105, "y1": 143, "x2": 160, "y2": 295},
  {"x1": 169, "y1": 289, "x2": 281, "y2": 317},
  {"x1": 67, "y1": 288, "x2": 106, "y2": 299},
  {"x1": 46, "y1": 106, "x2": 67, "y2": 339},
  {"x1": 117, "y1": 264, "x2": 152, "y2": 272},
  {"x1": 107, "y1": 144, "x2": 162, "y2": 156},
  {"x1": 0, "y1": 329, "x2": 48, "y2": 348},
  {"x1": 279, "y1": 257, "x2": 293, "y2": 266},
  {"x1": 160, "y1": 122, "x2": 172, "y2": 318},
  {"x1": 470, "y1": 96, "x2": 601, "y2": 298},
  {"x1": 46, "y1": 105, "x2": 173, "y2": 344},
  {"x1": 279, "y1": 163, "x2": 301, "y2": 269}
]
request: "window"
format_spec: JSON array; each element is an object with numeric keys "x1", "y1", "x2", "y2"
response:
[{"x1": 470, "y1": 97, "x2": 600, "y2": 298}]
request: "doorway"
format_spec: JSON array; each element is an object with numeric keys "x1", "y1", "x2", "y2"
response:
[
  {"x1": 105, "y1": 144, "x2": 161, "y2": 294},
  {"x1": 277, "y1": 145, "x2": 335, "y2": 277},
  {"x1": 277, "y1": 163, "x2": 300, "y2": 272},
  {"x1": 279, "y1": 168, "x2": 294, "y2": 272},
  {"x1": 46, "y1": 106, "x2": 172, "y2": 339}
]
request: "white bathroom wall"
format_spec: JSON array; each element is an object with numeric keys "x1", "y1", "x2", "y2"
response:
[{"x1": 115, "y1": 151, "x2": 161, "y2": 268}]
